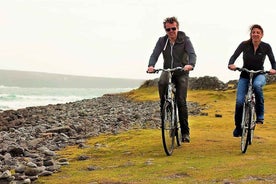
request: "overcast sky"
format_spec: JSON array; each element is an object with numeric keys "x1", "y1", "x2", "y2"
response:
[{"x1": 1, "y1": 0, "x2": 276, "y2": 82}]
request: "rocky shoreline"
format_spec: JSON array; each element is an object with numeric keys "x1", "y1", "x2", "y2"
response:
[{"x1": 0, "y1": 94, "x2": 203, "y2": 184}]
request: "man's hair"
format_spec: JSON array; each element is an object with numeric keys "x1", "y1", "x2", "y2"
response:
[{"x1": 163, "y1": 17, "x2": 179, "y2": 29}]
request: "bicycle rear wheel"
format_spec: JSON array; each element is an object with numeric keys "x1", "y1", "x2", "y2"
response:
[
  {"x1": 161, "y1": 101, "x2": 175, "y2": 156},
  {"x1": 241, "y1": 104, "x2": 251, "y2": 153}
]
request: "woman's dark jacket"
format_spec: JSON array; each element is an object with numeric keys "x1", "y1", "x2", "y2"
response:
[{"x1": 228, "y1": 41, "x2": 276, "y2": 78}]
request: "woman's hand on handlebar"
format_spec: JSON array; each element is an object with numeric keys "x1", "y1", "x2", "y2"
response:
[
  {"x1": 228, "y1": 64, "x2": 236, "y2": 71},
  {"x1": 269, "y1": 69, "x2": 276, "y2": 75}
]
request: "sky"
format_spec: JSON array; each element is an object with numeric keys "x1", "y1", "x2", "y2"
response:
[{"x1": 1, "y1": 0, "x2": 276, "y2": 83}]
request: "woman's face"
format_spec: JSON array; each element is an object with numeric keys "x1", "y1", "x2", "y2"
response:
[{"x1": 251, "y1": 28, "x2": 263, "y2": 42}]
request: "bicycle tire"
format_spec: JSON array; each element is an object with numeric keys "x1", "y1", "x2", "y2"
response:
[
  {"x1": 161, "y1": 101, "x2": 175, "y2": 156},
  {"x1": 175, "y1": 121, "x2": 182, "y2": 146},
  {"x1": 171, "y1": 93, "x2": 181, "y2": 147},
  {"x1": 249, "y1": 104, "x2": 256, "y2": 145},
  {"x1": 241, "y1": 103, "x2": 251, "y2": 153}
]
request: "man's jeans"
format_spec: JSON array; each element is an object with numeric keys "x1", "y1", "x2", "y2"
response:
[
  {"x1": 158, "y1": 72, "x2": 189, "y2": 135},
  {"x1": 235, "y1": 74, "x2": 266, "y2": 128}
]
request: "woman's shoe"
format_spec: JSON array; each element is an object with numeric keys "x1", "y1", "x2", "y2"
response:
[{"x1": 256, "y1": 119, "x2": 264, "y2": 124}]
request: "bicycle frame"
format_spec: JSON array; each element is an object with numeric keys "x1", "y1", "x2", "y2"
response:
[
  {"x1": 242, "y1": 71, "x2": 255, "y2": 129},
  {"x1": 166, "y1": 70, "x2": 181, "y2": 147},
  {"x1": 236, "y1": 67, "x2": 268, "y2": 153},
  {"x1": 166, "y1": 70, "x2": 178, "y2": 126},
  {"x1": 148, "y1": 67, "x2": 182, "y2": 155}
]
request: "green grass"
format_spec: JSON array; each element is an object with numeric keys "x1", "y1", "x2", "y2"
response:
[{"x1": 35, "y1": 84, "x2": 276, "y2": 184}]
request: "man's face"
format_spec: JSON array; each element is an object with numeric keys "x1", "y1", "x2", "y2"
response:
[{"x1": 165, "y1": 22, "x2": 178, "y2": 40}]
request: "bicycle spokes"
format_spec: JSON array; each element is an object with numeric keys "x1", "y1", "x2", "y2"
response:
[
  {"x1": 240, "y1": 103, "x2": 256, "y2": 153},
  {"x1": 241, "y1": 104, "x2": 250, "y2": 153},
  {"x1": 161, "y1": 102, "x2": 175, "y2": 156}
]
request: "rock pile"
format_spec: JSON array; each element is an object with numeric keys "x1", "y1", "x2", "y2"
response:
[
  {"x1": 0, "y1": 94, "x2": 203, "y2": 183},
  {"x1": 141, "y1": 75, "x2": 276, "y2": 91},
  {"x1": 188, "y1": 76, "x2": 227, "y2": 90},
  {"x1": 140, "y1": 76, "x2": 227, "y2": 90}
]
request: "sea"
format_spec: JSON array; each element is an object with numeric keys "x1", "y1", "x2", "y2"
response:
[{"x1": 0, "y1": 85, "x2": 135, "y2": 111}]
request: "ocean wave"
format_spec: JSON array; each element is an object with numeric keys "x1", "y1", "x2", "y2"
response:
[
  {"x1": 0, "y1": 85, "x2": 20, "y2": 89},
  {"x1": 0, "y1": 87, "x2": 133, "y2": 110}
]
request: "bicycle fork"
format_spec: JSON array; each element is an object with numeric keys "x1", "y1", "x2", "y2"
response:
[{"x1": 243, "y1": 97, "x2": 256, "y2": 130}]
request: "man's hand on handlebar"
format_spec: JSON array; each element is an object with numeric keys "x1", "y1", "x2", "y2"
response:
[
  {"x1": 183, "y1": 65, "x2": 193, "y2": 71},
  {"x1": 147, "y1": 66, "x2": 155, "y2": 73}
]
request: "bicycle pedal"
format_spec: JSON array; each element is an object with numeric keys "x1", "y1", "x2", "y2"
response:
[{"x1": 250, "y1": 124, "x2": 256, "y2": 129}]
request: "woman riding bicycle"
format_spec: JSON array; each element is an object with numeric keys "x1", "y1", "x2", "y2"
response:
[
  {"x1": 147, "y1": 16, "x2": 196, "y2": 142},
  {"x1": 228, "y1": 24, "x2": 276, "y2": 137}
]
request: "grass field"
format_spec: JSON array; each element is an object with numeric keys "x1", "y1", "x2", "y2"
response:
[{"x1": 35, "y1": 84, "x2": 276, "y2": 184}]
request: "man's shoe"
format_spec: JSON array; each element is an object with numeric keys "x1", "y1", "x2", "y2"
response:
[
  {"x1": 256, "y1": 119, "x2": 264, "y2": 124},
  {"x1": 233, "y1": 128, "x2": 242, "y2": 137},
  {"x1": 182, "y1": 134, "x2": 190, "y2": 143}
]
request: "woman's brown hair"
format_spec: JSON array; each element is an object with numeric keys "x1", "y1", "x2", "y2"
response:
[{"x1": 244, "y1": 24, "x2": 263, "y2": 43}]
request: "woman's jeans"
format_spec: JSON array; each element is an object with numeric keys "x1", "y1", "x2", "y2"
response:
[
  {"x1": 158, "y1": 72, "x2": 189, "y2": 135},
  {"x1": 235, "y1": 74, "x2": 266, "y2": 128}
]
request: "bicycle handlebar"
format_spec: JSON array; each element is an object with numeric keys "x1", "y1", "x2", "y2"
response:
[
  {"x1": 235, "y1": 67, "x2": 270, "y2": 74},
  {"x1": 147, "y1": 67, "x2": 183, "y2": 74}
]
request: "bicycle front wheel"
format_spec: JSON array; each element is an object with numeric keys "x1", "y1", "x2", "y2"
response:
[
  {"x1": 175, "y1": 119, "x2": 182, "y2": 147},
  {"x1": 249, "y1": 105, "x2": 256, "y2": 145},
  {"x1": 241, "y1": 104, "x2": 251, "y2": 153},
  {"x1": 161, "y1": 101, "x2": 175, "y2": 156}
]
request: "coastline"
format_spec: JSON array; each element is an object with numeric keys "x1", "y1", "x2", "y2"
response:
[{"x1": 0, "y1": 93, "x2": 202, "y2": 183}]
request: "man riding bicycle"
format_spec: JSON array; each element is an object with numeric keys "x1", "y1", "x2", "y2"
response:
[
  {"x1": 147, "y1": 16, "x2": 197, "y2": 142},
  {"x1": 228, "y1": 24, "x2": 276, "y2": 137}
]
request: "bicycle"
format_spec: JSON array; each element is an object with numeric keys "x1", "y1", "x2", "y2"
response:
[
  {"x1": 147, "y1": 67, "x2": 183, "y2": 156},
  {"x1": 235, "y1": 67, "x2": 269, "y2": 153}
]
